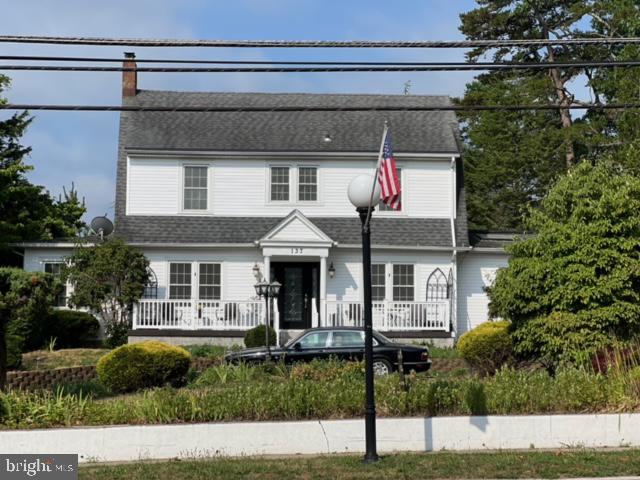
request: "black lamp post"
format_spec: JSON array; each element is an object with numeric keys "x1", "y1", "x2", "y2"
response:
[
  {"x1": 347, "y1": 174, "x2": 381, "y2": 463},
  {"x1": 254, "y1": 279, "x2": 282, "y2": 357}
]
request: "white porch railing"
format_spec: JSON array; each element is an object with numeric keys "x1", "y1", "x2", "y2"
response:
[
  {"x1": 323, "y1": 301, "x2": 450, "y2": 331},
  {"x1": 133, "y1": 300, "x2": 264, "y2": 330}
]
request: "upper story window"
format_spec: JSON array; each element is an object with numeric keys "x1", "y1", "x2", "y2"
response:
[
  {"x1": 183, "y1": 166, "x2": 208, "y2": 210},
  {"x1": 270, "y1": 166, "x2": 290, "y2": 201},
  {"x1": 298, "y1": 166, "x2": 318, "y2": 202},
  {"x1": 378, "y1": 167, "x2": 402, "y2": 212},
  {"x1": 393, "y1": 264, "x2": 414, "y2": 301},
  {"x1": 44, "y1": 262, "x2": 66, "y2": 307}
]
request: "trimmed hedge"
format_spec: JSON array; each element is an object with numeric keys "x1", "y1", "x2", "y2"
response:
[
  {"x1": 244, "y1": 325, "x2": 277, "y2": 348},
  {"x1": 44, "y1": 310, "x2": 100, "y2": 348},
  {"x1": 97, "y1": 341, "x2": 191, "y2": 393},
  {"x1": 457, "y1": 321, "x2": 513, "y2": 376}
]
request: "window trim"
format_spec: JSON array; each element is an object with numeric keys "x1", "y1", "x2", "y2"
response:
[
  {"x1": 269, "y1": 165, "x2": 292, "y2": 203},
  {"x1": 181, "y1": 164, "x2": 209, "y2": 213},
  {"x1": 267, "y1": 163, "x2": 321, "y2": 205},
  {"x1": 198, "y1": 262, "x2": 222, "y2": 300},
  {"x1": 392, "y1": 263, "x2": 415, "y2": 302},
  {"x1": 168, "y1": 262, "x2": 193, "y2": 300},
  {"x1": 297, "y1": 165, "x2": 318, "y2": 202}
]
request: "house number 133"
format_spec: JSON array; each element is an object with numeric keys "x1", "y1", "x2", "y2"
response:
[{"x1": 291, "y1": 248, "x2": 303, "y2": 254}]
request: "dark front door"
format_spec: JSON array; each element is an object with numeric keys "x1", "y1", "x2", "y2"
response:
[{"x1": 271, "y1": 262, "x2": 319, "y2": 330}]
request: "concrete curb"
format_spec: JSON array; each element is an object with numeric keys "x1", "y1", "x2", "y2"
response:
[{"x1": 2, "y1": 414, "x2": 640, "y2": 463}]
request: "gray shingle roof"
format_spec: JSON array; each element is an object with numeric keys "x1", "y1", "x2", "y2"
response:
[
  {"x1": 121, "y1": 91, "x2": 460, "y2": 153},
  {"x1": 115, "y1": 215, "x2": 455, "y2": 248}
]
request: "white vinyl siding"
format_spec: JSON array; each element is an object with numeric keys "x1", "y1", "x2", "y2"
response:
[
  {"x1": 298, "y1": 166, "x2": 318, "y2": 201},
  {"x1": 456, "y1": 252, "x2": 510, "y2": 335},
  {"x1": 183, "y1": 166, "x2": 208, "y2": 210},
  {"x1": 270, "y1": 166, "x2": 290, "y2": 201},
  {"x1": 127, "y1": 156, "x2": 453, "y2": 217}
]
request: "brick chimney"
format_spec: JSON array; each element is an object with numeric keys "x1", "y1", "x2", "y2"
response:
[{"x1": 122, "y1": 52, "x2": 137, "y2": 97}]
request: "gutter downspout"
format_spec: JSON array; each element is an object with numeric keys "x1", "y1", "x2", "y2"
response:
[{"x1": 450, "y1": 156, "x2": 457, "y2": 339}]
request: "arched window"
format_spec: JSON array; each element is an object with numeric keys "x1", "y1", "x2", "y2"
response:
[
  {"x1": 426, "y1": 268, "x2": 449, "y2": 300},
  {"x1": 143, "y1": 267, "x2": 158, "y2": 299}
]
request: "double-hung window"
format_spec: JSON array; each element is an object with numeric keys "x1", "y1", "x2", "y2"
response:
[
  {"x1": 183, "y1": 166, "x2": 208, "y2": 211},
  {"x1": 393, "y1": 264, "x2": 414, "y2": 301},
  {"x1": 378, "y1": 167, "x2": 402, "y2": 212},
  {"x1": 298, "y1": 166, "x2": 318, "y2": 201},
  {"x1": 169, "y1": 263, "x2": 192, "y2": 299},
  {"x1": 44, "y1": 262, "x2": 66, "y2": 307},
  {"x1": 270, "y1": 167, "x2": 290, "y2": 201},
  {"x1": 199, "y1": 263, "x2": 221, "y2": 300},
  {"x1": 371, "y1": 264, "x2": 386, "y2": 301}
]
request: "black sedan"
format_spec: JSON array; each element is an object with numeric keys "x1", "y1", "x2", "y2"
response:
[{"x1": 224, "y1": 327, "x2": 431, "y2": 375}]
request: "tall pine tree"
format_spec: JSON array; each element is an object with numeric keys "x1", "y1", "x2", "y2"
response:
[{"x1": 0, "y1": 75, "x2": 86, "y2": 263}]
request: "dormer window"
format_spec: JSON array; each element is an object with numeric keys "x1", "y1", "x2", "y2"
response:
[
  {"x1": 270, "y1": 166, "x2": 290, "y2": 201},
  {"x1": 183, "y1": 166, "x2": 208, "y2": 210}
]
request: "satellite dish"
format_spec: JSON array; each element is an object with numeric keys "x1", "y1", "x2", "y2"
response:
[{"x1": 90, "y1": 216, "x2": 114, "y2": 239}]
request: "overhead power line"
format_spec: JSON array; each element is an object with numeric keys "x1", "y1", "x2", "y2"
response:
[
  {"x1": 0, "y1": 103, "x2": 637, "y2": 113},
  {"x1": 2, "y1": 35, "x2": 640, "y2": 48},
  {"x1": 2, "y1": 60, "x2": 640, "y2": 73}
]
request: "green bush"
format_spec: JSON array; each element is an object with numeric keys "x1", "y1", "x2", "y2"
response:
[
  {"x1": 457, "y1": 321, "x2": 513, "y2": 375},
  {"x1": 97, "y1": 341, "x2": 191, "y2": 393},
  {"x1": 7, "y1": 334, "x2": 23, "y2": 370},
  {"x1": 44, "y1": 310, "x2": 100, "y2": 349},
  {"x1": 425, "y1": 380, "x2": 461, "y2": 416},
  {"x1": 183, "y1": 344, "x2": 228, "y2": 359},
  {"x1": 244, "y1": 325, "x2": 276, "y2": 348},
  {"x1": 290, "y1": 358, "x2": 364, "y2": 382}
]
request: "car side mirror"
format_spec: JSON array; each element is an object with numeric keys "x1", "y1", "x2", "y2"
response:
[{"x1": 293, "y1": 342, "x2": 302, "y2": 351}]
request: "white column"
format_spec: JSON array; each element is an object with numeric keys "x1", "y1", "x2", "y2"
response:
[
  {"x1": 319, "y1": 256, "x2": 327, "y2": 327},
  {"x1": 264, "y1": 256, "x2": 271, "y2": 282}
]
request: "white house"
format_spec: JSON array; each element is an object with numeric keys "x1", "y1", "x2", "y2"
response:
[{"x1": 19, "y1": 54, "x2": 510, "y2": 346}]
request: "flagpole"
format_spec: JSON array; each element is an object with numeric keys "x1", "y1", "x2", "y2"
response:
[{"x1": 364, "y1": 121, "x2": 388, "y2": 230}]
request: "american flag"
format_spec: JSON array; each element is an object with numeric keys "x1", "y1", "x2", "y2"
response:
[{"x1": 377, "y1": 129, "x2": 401, "y2": 210}]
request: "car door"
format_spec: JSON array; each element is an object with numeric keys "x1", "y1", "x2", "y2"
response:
[
  {"x1": 326, "y1": 330, "x2": 366, "y2": 362},
  {"x1": 284, "y1": 330, "x2": 331, "y2": 364}
]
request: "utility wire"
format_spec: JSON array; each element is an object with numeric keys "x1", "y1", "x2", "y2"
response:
[
  {"x1": 0, "y1": 103, "x2": 637, "y2": 112},
  {"x1": 3, "y1": 60, "x2": 640, "y2": 73},
  {"x1": 2, "y1": 56, "x2": 639, "y2": 68},
  {"x1": 2, "y1": 35, "x2": 640, "y2": 48}
]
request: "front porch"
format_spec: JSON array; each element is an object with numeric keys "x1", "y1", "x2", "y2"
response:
[{"x1": 132, "y1": 298, "x2": 451, "y2": 338}]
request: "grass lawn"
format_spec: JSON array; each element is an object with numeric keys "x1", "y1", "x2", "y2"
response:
[
  {"x1": 80, "y1": 449, "x2": 640, "y2": 479},
  {"x1": 20, "y1": 348, "x2": 109, "y2": 371}
]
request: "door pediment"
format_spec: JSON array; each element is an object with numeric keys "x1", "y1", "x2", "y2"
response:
[{"x1": 259, "y1": 210, "x2": 334, "y2": 247}]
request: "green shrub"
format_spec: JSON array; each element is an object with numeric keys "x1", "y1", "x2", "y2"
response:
[
  {"x1": 425, "y1": 380, "x2": 461, "y2": 416},
  {"x1": 183, "y1": 344, "x2": 228, "y2": 359},
  {"x1": 6, "y1": 334, "x2": 23, "y2": 370},
  {"x1": 44, "y1": 310, "x2": 100, "y2": 349},
  {"x1": 457, "y1": 321, "x2": 513, "y2": 376},
  {"x1": 244, "y1": 325, "x2": 276, "y2": 348},
  {"x1": 104, "y1": 321, "x2": 129, "y2": 349},
  {"x1": 290, "y1": 358, "x2": 364, "y2": 382},
  {"x1": 463, "y1": 381, "x2": 488, "y2": 415},
  {"x1": 97, "y1": 341, "x2": 191, "y2": 393}
]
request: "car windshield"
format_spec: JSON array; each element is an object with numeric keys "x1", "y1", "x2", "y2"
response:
[{"x1": 373, "y1": 331, "x2": 392, "y2": 344}]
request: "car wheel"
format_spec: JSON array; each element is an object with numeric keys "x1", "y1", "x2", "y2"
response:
[{"x1": 372, "y1": 358, "x2": 393, "y2": 376}]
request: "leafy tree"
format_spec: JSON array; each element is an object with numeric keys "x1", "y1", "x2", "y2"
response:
[
  {"x1": 487, "y1": 160, "x2": 640, "y2": 366},
  {"x1": 0, "y1": 268, "x2": 55, "y2": 390},
  {"x1": 0, "y1": 75, "x2": 86, "y2": 262},
  {"x1": 457, "y1": 1, "x2": 640, "y2": 230},
  {"x1": 63, "y1": 239, "x2": 149, "y2": 347}
]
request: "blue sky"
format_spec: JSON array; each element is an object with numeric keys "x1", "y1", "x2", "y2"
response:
[{"x1": 2, "y1": 0, "x2": 481, "y2": 221}]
